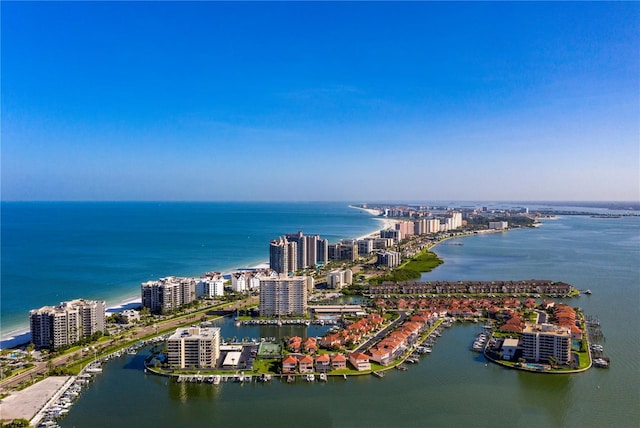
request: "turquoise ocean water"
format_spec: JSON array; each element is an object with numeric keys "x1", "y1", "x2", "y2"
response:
[{"x1": 1, "y1": 202, "x2": 380, "y2": 341}]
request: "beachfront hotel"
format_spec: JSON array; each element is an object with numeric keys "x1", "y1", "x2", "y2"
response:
[
  {"x1": 521, "y1": 323, "x2": 572, "y2": 364},
  {"x1": 259, "y1": 275, "x2": 312, "y2": 316},
  {"x1": 167, "y1": 326, "x2": 221, "y2": 369},
  {"x1": 141, "y1": 276, "x2": 196, "y2": 314},
  {"x1": 29, "y1": 299, "x2": 105, "y2": 350}
]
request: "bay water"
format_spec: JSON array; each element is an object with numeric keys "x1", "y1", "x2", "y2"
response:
[
  {"x1": 57, "y1": 213, "x2": 639, "y2": 427},
  {"x1": 2, "y1": 202, "x2": 639, "y2": 426}
]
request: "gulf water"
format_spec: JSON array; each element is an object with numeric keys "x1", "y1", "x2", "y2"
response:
[{"x1": 1, "y1": 202, "x2": 381, "y2": 341}]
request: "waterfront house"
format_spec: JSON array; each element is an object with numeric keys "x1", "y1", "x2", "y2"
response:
[
  {"x1": 282, "y1": 355, "x2": 298, "y2": 374},
  {"x1": 368, "y1": 348, "x2": 392, "y2": 366},
  {"x1": 298, "y1": 355, "x2": 315, "y2": 373},
  {"x1": 315, "y1": 354, "x2": 331, "y2": 372},
  {"x1": 331, "y1": 354, "x2": 347, "y2": 370},
  {"x1": 349, "y1": 352, "x2": 371, "y2": 371}
]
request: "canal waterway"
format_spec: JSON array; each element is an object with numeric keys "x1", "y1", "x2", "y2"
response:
[{"x1": 60, "y1": 214, "x2": 639, "y2": 427}]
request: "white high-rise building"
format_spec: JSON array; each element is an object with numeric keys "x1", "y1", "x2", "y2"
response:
[
  {"x1": 259, "y1": 275, "x2": 311, "y2": 316},
  {"x1": 450, "y1": 212, "x2": 463, "y2": 229},
  {"x1": 521, "y1": 324, "x2": 571, "y2": 364},
  {"x1": 30, "y1": 299, "x2": 105, "y2": 350},
  {"x1": 196, "y1": 273, "x2": 225, "y2": 298},
  {"x1": 327, "y1": 269, "x2": 353, "y2": 289},
  {"x1": 269, "y1": 237, "x2": 297, "y2": 274},
  {"x1": 426, "y1": 219, "x2": 440, "y2": 234},
  {"x1": 489, "y1": 221, "x2": 508, "y2": 230},
  {"x1": 167, "y1": 326, "x2": 221, "y2": 369}
]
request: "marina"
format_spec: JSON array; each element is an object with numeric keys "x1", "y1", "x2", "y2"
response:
[{"x1": 0, "y1": 212, "x2": 636, "y2": 427}]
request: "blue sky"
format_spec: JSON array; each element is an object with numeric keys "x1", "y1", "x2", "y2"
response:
[{"x1": 2, "y1": 2, "x2": 638, "y2": 202}]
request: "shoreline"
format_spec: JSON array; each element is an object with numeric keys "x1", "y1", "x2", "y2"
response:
[{"x1": 1, "y1": 206, "x2": 384, "y2": 349}]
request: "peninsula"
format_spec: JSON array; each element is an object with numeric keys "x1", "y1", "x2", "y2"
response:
[{"x1": 0, "y1": 204, "x2": 606, "y2": 427}]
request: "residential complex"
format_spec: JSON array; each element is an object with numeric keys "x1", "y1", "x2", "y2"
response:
[
  {"x1": 259, "y1": 275, "x2": 312, "y2": 316},
  {"x1": 327, "y1": 269, "x2": 353, "y2": 289},
  {"x1": 489, "y1": 221, "x2": 509, "y2": 230},
  {"x1": 196, "y1": 272, "x2": 225, "y2": 298},
  {"x1": 141, "y1": 276, "x2": 196, "y2": 314},
  {"x1": 269, "y1": 236, "x2": 298, "y2": 274},
  {"x1": 328, "y1": 242, "x2": 358, "y2": 261},
  {"x1": 393, "y1": 212, "x2": 463, "y2": 240},
  {"x1": 29, "y1": 299, "x2": 106, "y2": 350},
  {"x1": 521, "y1": 323, "x2": 572, "y2": 364},
  {"x1": 167, "y1": 326, "x2": 221, "y2": 369},
  {"x1": 270, "y1": 231, "x2": 328, "y2": 274},
  {"x1": 231, "y1": 269, "x2": 277, "y2": 293},
  {"x1": 369, "y1": 279, "x2": 573, "y2": 295},
  {"x1": 377, "y1": 250, "x2": 402, "y2": 268}
]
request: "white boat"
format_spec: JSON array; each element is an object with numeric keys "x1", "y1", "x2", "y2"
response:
[
  {"x1": 319, "y1": 373, "x2": 327, "y2": 382},
  {"x1": 260, "y1": 374, "x2": 272, "y2": 382},
  {"x1": 213, "y1": 375, "x2": 221, "y2": 385},
  {"x1": 306, "y1": 374, "x2": 315, "y2": 382}
]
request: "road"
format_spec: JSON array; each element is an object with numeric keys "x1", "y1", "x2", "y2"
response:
[
  {"x1": 354, "y1": 311, "x2": 407, "y2": 353},
  {"x1": 0, "y1": 296, "x2": 259, "y2": 392}
]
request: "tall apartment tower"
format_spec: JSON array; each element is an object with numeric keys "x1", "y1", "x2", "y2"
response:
[
  {"x1": 259, "y1": 275, "x2": 311, "y2": 316},
  {"x1": 141, "y1": 277, "x2": 196, "y2": 314},
  {"x1": 316, "y1": 238, "x2": 329, "y2": 265},
  {"x1": 30, "y1": 299, "x2": 105, "y2": 350},
  {"x1": 285, "y1": 231, "x2": 309, "y2": 270},
  {"x1": 305, "y1": 234, "x2": 318, "y2": 267},
  {"x1": 269, "y1": 237, "x2": 298, "y2": 274}
]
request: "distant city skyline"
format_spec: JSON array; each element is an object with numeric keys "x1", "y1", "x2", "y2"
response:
[{"x1": 2, "y1": 2, "x2": 638, "y2": 202}]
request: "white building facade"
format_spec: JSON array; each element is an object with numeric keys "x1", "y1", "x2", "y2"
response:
[
  {"x1": 327, "y1": 269, "x2": 353, "y2": 289},
  {"x1": 259, "y1": 276, "x2": 311, "y2": 317},
  {"x1": 167, "y1": 326, "x2": 221, "y2": 369}
]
